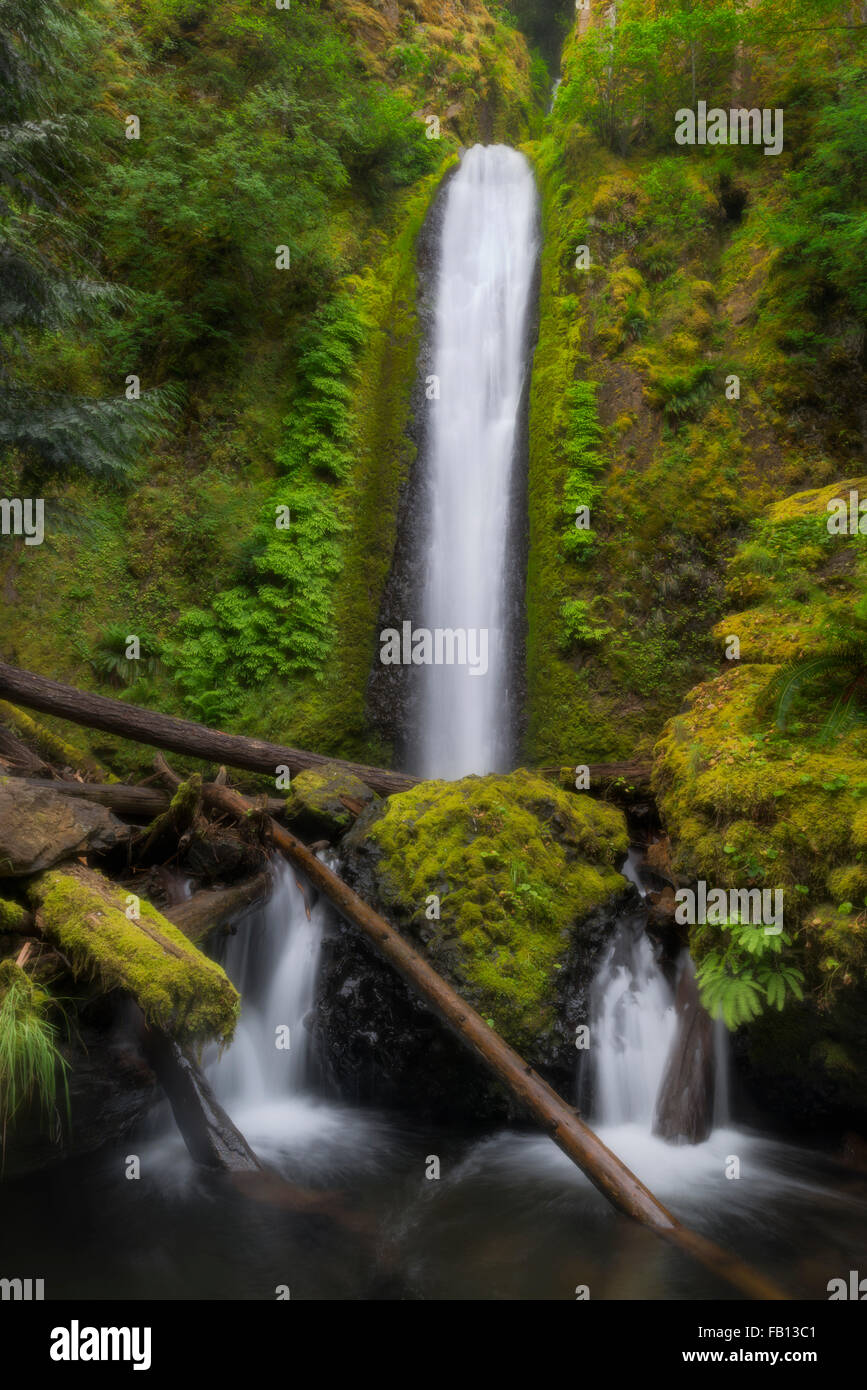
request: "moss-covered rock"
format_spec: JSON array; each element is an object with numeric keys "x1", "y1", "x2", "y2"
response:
[
  {"x1": 27, "y1": 865, "x2": 239, "y2": 1046},
  {"x1": 653, "y1": 483, "x2": 867, "y2": 1119},
  {"x1": 315, "y1": 770, "x2": 628, "y2": 1119},
  {"x1": 284, "y1": 763, "x2": 379, "y2": 839}
]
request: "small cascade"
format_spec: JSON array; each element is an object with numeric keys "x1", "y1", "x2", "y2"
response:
[
  {"x1": 583, "y1": 901, "x2": 728, "y2": 1143},
  {"x1": 586, "y1": 918, "x2": 679, "y2": 1129},
  {"x1": 209, "y1": 860, "x2": 326, "y2": 1111}
]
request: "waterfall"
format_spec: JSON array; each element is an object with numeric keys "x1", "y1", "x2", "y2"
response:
[
  {"x1": 585, "y1": 911, "x2": 729, "y2": 1140},
  {"x1": 415, "y1": 144, "x2": 537, "y2": 780},
  {"x1": 208, "y1": 861, "x2": 325, "y2": 1115},
  {"x1": 587, "y1": 920, "x2": 679, "y2": 1128}
]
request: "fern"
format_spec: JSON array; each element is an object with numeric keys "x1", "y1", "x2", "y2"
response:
[{"x1": 695, "y1": 917, "x2": 805, "y2": 1030}]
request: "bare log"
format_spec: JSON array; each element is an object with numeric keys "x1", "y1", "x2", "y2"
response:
[
  {"x1": 0, "y1": 726, "x2": 51, "y2": 777},
  {"x1": 10, "y1": 777, "x2": 173, "y2": 818},
  {"x1": 9, "y1": 777, "x2": 288, "y2": 820},
  {"x1": 140, "y1": 1026, "x2": 261, "y2": 1172},
  {"x1": 165, "y1": 873, "x2": 272, "y2": 943},
  {"x1": 0, "y1": 661, "x2": 655, "y2": 801},
  {"x1": 540, "y1": 760, "x2": 654, "y2": 789},
  {"x1": 156, "y1": 758, "x2": 787, "y2": 1300},
  {"x1": 0, "y1": 660, "x2": 415, "y2": 798}
]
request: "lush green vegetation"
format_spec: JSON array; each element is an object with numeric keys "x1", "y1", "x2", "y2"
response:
[
  {"x1": 0, "y1": 0, "x2": 534, "y2": 770},
  {"x1": 524, "y1": 0, "x2": 866, "y2": 765}
]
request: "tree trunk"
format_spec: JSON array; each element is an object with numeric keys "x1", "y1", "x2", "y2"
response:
[
  {"x1": 140, "y1": 1026, "x2": 261, "y2": 1172},
  {"x1": 0, "y1": 660, "x2": 649, "y2": 799},
  {"x1": 156, "y1": 758, "x2": 788, "y2": 1300},
  {"x1": 165, "y1": 873, "x2": 272, "y2": 943},
  {"x1": 0, "y1": 660, "x2": 416, "y2": 798}
]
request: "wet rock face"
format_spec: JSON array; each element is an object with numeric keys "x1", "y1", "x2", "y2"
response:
[
  {"x1": 653, "y1": 960, "x2": 715, "y2": 1144},
  {"x1": 0, "y1": 778, "x2": 127, "y2": 875}
]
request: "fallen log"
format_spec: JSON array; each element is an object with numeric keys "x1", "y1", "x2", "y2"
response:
[
  {"x1": 0, "y1": 661, "x2": 655, "y2": 800},
  {"x1": 156, "y1": 758, "x2": 787, "y2": 1300},
  {"x1": 7, "y1": 777, "x2": 289, "y2": 819},
  {"x1": 0, "y1": 660, "x2": 416, "y2": 798},
  {"x1": 540, "y1": 760, "x2": 654, "y2": 789},
  {"x1": 9, "y1": 777, "x2": 173, "y2": 818},
  {"x1": 165, "y1": 872, "x2": 272, "y2": 943},
  {"x1": 0, "y1": 726, "x2": 51, "y2": 777}
]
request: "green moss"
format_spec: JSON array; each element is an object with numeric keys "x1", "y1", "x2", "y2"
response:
[
  {"x1": 354, "y1": 769, "x2": 627, "y2": 1049},
  {"x1": 27, "y1": 865, "x2": 239, "y2": 1045},
  {"x1": 653, "y1": 483, "x2": 867, "y2": 1045},
  {"x1": 0, "y1": 899, "x2": 29, "y2": 934},
  {"x1": 285, "y1": 762, "x2": 378, "y2": 836}
]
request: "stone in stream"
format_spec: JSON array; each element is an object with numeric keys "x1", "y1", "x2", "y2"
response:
[
  {"x1": 0, "y1": 776, "x2": 127, "y2": 875},
  {"x1": 653, "y1": 958, "x2": 716, "y2": 1144}
]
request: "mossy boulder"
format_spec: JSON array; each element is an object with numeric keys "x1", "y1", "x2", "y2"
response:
[
  {"x1": 27, "y1": 865, "x2": 239, "y2": 1046},
  {"x1": 0, "y1": 777, "x2": 127, "y2": 876},
  {"x1": 284, "y1": 763, "x2": 379, "y2": 838},
  {"x1": 315, "y1": 770, "x2": 629, "y2": 1120}
]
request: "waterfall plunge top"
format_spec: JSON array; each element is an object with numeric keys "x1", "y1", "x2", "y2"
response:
[{"x1": 416, "y1": 144, "x2": 538, "y2": 781}]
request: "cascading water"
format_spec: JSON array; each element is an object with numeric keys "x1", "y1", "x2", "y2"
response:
[
  {"x1": 209, "y1": 861, "x2": 323, "y2": 1109},
  {"x1": 587, "y1": 921, "x2": 680, "y2": 1130},
  {"x1": 415, "y1": 144, "x2": 537, "y2": 780}
]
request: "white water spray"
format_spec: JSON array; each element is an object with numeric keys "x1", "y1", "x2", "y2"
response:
[{"x1": 416, "y1": 144, "x2": 537, "y2": 779}]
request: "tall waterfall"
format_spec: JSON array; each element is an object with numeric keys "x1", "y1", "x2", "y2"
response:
[{"x1": 415, "y1": 144, "x2": 537, "y2": 780}]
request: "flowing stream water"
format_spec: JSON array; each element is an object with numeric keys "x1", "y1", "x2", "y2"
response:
[{"x1": 5, "y1": 145, "x2": 867, "y2": 1300}]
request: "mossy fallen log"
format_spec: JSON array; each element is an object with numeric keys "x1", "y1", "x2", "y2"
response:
[
  {"x1": 26, "y1": 865, "x2": 239, "y2": 1046},
  {"x1": 0, "y1": 700, "x2": 104, "y2": 778}
]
